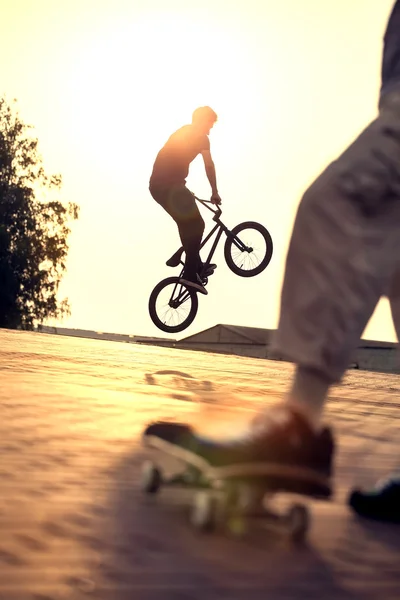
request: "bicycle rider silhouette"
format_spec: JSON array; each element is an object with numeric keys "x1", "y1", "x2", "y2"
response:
[{"x1": 149, "y1": 106, "x2": 222, "y2": 296}]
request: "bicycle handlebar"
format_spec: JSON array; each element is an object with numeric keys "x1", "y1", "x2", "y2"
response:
[{"x1": 193, "y1": 196, "x2": 222, "y2": 218}]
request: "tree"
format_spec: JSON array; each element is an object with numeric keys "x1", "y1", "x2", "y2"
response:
[{"x1": 0, "y1": 97, "x2": 79, "y2": 329}]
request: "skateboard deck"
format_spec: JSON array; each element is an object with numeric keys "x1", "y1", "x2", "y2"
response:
[{"x1": 140, "y1": 420, "x2": 332, "y2": 542}]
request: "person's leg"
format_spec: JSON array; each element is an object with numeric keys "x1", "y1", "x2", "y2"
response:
[
  {"x1": 159, "y1": 185, "x2": 204, "y2": 279},
  {"x1": 271, "y1": 94, "x2": 400, "y2": 430},
  {"x1": 348, "y1": 263, "x2": 400, "y2": 522},
  {"x1": 175, "y1": 218, "x2": 204, "y2": 281},
  {"x1": 150, "y1": 185, "x2": 206, "y2": 291},
  {"x1": 388, "y1": 263, "x2": 400, "y2": 342},
  {"x1": 184, "y1": 93, "x2": 400, "y2": 499}
]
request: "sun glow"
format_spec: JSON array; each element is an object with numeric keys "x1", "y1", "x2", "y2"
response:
[{"x1": 61, "y1": 11, "x2": 267, "y2": 178}]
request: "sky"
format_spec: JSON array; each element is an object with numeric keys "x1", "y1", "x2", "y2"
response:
[{"x1": 1, "y1": 0, "x2": 398, "y2": 341}]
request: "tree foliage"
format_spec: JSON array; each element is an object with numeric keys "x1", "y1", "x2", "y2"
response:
[{"x1": 0, "y1": 97, "x2": 79, "y2": 329}]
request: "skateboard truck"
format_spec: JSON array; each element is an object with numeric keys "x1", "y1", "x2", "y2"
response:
[{"x1": 140, "y1": 459, "x2": 311, "y2": 543}]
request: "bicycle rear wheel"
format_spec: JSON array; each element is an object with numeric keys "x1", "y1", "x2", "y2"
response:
[
  {"x1": 224, "y1": 221, "x2": 273, "y2": 277},
  {"x1": 148, "y1": 277, "x2": 199, "y2": 333}
]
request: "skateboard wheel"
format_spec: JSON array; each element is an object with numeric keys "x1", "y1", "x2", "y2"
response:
[
  {"x1": 141, "y1": 460, "x2": 162, "y2": 494},
  {"x1": 286, "y1": 503, "x2": 309, "y2": 542},
  {"x1": 218, "y1": 485, "x2": 248, "y2": 538},
  {"x1": 237, "y1": 483, "x2": 265, "y2": 513},
  {"x1": 191, "y1": 491, "x2": 216, "y2": 532},
  {"x1": 226, "y1": 514, "x2": 248, "y2": 538}
]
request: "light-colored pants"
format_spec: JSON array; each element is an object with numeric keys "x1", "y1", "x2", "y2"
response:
[{"x1": 272, "y1": 91, "x2": 400, "y2": 383}]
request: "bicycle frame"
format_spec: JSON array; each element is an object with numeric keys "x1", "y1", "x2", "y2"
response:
[
  {"x1": 151, "y1": 196, "x2": 272, "y2": 332},
  {"x1": 166, "y1": 196, "x2": 243, "y2": 272}
]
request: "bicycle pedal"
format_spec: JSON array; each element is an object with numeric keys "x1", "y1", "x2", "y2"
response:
[{"x1": 202, "y1": 268, "x2": 215, "y2": 278}]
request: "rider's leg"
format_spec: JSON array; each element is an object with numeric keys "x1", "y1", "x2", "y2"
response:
[
  {"x1": 150, "y1": 185, "x2": 204, "y2": 280},
  {"x1": 176, "y1": 219, "x2": 204, "y2": 280},
  {"x1": 167, "y1": 186, "x2": 204, "y2": 280}
]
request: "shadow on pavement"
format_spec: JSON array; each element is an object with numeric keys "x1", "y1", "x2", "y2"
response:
[{"x1": 102, "y1": 447, "x2": 363, "y2": 600}]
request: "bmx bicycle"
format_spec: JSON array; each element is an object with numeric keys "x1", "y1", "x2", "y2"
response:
[{"x1": 148, "y1": 196, "x2": 273, "y2": 334}]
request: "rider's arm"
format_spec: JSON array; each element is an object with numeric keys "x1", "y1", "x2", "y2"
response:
[{"x1": 201, "y1": 149, "x2": 219, "y2": 196}]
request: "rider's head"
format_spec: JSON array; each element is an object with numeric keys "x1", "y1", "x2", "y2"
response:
[{"x1": 192, "y1": 106, "x2": 217, "y2": 134}]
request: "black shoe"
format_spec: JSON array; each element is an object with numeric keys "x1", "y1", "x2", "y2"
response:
[
  {"x1": 179, "y1": 274, "x2": 208, "y2": 295},
  {"x1": 144, "y1": 421, "x2": 194, "y2": 444},
  {"x1": 200, "y1": 263, "x2": 217, "y2": 277},
  {"x1": 348, "y1": 473, "x2": 400, "y2": 523}
]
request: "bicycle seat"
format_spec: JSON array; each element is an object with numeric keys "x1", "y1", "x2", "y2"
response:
[{"x1": 166, "y1": 248, "x2": 184, "y2": 267}]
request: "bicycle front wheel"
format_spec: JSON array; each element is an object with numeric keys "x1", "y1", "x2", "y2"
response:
[
  {"x1": 148, "y1": 277, "x2": 199, "y2": 334},
  {"x1": 224, "y1": 221, "x2": 273, "y2": 277}
]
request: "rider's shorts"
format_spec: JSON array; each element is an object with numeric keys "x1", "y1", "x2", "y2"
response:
[
  {"x1": 149, "y1": 184, "x2": 203, "y2": 226},
  {"x1": 271, "y1": 90, "x2": 400, "y2": 382}
]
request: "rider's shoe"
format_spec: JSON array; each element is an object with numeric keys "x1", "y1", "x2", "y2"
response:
[
  {"x1": 180, "y1": 274, "x2": 208, "y2": 295},
  {"x1": 348, "y1": 472, "x2": 400, "y2": 523},
  {"x1": 198, "y1": 261, "x2": 217, "y2": 277},
  {"x1": 203, "y1": 263, "x2": 217, "y2": 277}
]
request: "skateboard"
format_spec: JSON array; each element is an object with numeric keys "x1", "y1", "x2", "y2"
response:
[{"x1": 140, "y1": 421, "x2": 332, "y2": 543}]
